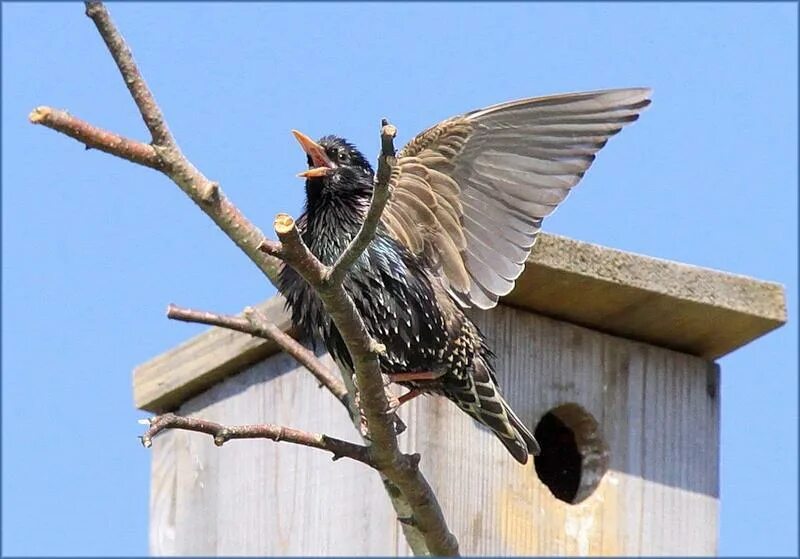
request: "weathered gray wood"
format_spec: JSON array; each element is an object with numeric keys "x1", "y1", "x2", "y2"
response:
[
  {"x1": 150, "y1": 305, "x2": 719, "y2": 556},
  {"x1": 133, "y1": 233, "x2": 786, "y2": 413},
  {"x1": 160, "y1": 350, "x2": 399, "y2": 555},
  {"x1": 149, "y1": 429, "x2": 177, "y2": 555},
  {"x1": 172, "y1": 402, "x2": 219, "y2": 555}
]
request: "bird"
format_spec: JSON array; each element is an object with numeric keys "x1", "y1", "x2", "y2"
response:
[{"x1": 277, "y1": 88, "x2": 651, "y2": 464}]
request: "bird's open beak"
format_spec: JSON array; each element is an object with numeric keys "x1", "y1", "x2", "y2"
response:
[{"x1": 292, "y1": 130, "x2": 335, "y2": 178}]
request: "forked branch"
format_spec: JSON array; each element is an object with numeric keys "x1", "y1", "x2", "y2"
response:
[
  {"x1": 166, "y1": 303, "x2": 349, "y2": 408},
  {"x1": 31, "y1": 2, "x2": 459, "y2": 556},
  {"x1": 84, "y1": 1, "x2": 174, "y2": 147}
]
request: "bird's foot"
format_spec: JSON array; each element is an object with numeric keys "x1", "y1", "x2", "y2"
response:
[
  {"x1": 385, "y1": 388, "x2": 421, "y2": 411},
  {"x1": 392, "y1": 415, "x2": 407, "y2": 435},
  {"x1": 357, "y1": 411, "x2": 371, "y2": 439},
  {"x1": 386, "y1": 390, "x2": 401, "y2": 411},
  {"x1": 353, "y1": 384, "x2": 408, "y2": 439},
  {"x1": 356, "y1": 408, "x2": 406, "y2": 438}
]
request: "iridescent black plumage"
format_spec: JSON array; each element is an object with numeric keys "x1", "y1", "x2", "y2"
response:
[
  {"x1": 279, "y1": 89, "x2": 652, "y2": 464},
  {"x1": 278, "y1": 136, "x2": 539, "y2": 464}
]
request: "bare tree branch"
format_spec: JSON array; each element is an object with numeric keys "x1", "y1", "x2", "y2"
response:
[
  {"x1": 29, "y1": 107, "x2": 161, "y2": 168},
  {"x1": 33, "y1": 1, "x2": 284, "y2": 286},
  {"x1": 166, "y1": 303, "x2": 349, "y2": 408},
  {"x1": 141, "y1": 413, "x2": 372, "y2": 466},
  {"x1": 31, "y1": 2, "x2": 459, "y2": 556},
  {"x1": 84, "y1": 1, "x2": 175, "y2": 147}
]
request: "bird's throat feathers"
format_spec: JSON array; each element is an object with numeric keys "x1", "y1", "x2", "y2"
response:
[{"x1": 303, "y1": 176, "x2": 373, "y2": 264}]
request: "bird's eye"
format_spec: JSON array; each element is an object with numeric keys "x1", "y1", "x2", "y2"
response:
[{"x1": 338, "y1": 150, "x2": 348, "y2": 162}]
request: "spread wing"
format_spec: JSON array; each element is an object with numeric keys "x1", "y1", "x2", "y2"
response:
[{"x1": 381, "y1": 87, "x2": 652, "y2": 309}]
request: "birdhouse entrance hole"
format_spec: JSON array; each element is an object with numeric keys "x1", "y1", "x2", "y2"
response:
[{"x1": 533, "y1": 403, "x2": 609, "y2": 504}]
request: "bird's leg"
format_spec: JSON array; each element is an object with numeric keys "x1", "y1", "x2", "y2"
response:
[
  {"x1": 374, "y1": 374, "x2": 407, "y2": 434},
  {"x1": 382, "y1": 390, "x2": 412, "y2": 432},
  {"x1": 386, "y1": 370, "x2": 445, "y2": 383},
  {"x1": 398, "y1": 389, "x2": 422, "y2": 406}
]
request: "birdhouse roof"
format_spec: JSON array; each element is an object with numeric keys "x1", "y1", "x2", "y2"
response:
[{"x1": 133, "y1": 233, "x2": 786, "y2": 412}]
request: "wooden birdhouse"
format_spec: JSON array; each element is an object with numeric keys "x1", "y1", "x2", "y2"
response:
[{"x1": 135, "y1": 233, "x2": 786, "y2": 556}]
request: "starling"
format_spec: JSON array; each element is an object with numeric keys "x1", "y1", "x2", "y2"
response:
[{"x1": 278, "y1": 88, "x2": 651, "y2": 464}]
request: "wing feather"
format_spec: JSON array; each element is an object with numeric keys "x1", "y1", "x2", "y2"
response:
[{"x1": 382, "y1": 87, "x2": 651, "y2": 308}]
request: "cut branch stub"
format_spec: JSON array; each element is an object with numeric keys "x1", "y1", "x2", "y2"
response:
[{"x1": 274, "y1": 213, "x2": 295, "y2": 235}]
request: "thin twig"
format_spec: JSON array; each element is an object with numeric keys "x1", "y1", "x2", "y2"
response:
[
  {"x1": 325, "y1": 122, "x2": 397, "y2": 286},
  {"x1": 141, "y1": 413, "x2": 372, "y2": 465},
  {"x1": 28, "y1": 107, "x2": 161, "y2": 168},
  {"x1": 166, "y1": 303, "x2": 349, "y2": 407},
  {"x1": 84, "y1": 1, "x2": 175, "y2": 147}
]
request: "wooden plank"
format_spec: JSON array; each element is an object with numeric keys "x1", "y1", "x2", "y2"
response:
[
  {"x1": 153, "y1": 304, "x2": 720, "y2": 555},
  {"x1": 133, "y1": 233, "x2": 786, "y2": 413},
  {"x1": 149, "y1": 429, "x2": 177, "y2": 555},
  {"x1": 166, "y1": 350, "x2": 400, "y2": 555},
  {"x1": 171, "y1": 390, "x2": 222, "y2": 555}
]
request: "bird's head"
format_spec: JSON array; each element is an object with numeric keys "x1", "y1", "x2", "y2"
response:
[{"x1": 292, "y1": 131, "x2": 374, "y2": 204}]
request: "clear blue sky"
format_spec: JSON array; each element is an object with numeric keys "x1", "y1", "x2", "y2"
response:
[{"x1": 2, "y1": 2, "x2": 796, "y2": 556}]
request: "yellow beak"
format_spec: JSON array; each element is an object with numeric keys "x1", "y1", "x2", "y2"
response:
[{"x1": 292, "y1": 130, "x2": 334, "y2": 178}]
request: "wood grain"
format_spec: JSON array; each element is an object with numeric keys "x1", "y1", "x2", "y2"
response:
[
  {"x1": 150, "y1": 305, "x2": 720, "y2": 555},
  {"x1": 148, "y1": 429, "x2": 177, "y2": 555}
]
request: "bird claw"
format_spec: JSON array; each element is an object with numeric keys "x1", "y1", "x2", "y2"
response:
[
  {"x1": 383, "y1": 391, "x2": 407, "y2": 434},
  {"x1": 393, "y1": 415, "x2": 407, "y2": 435},
  {"x1": 355, "y1": 413, "x2": 404, "y2": 438},
  {"x1": 385, "y1": 390, "x2": 401, "y2": 413}
]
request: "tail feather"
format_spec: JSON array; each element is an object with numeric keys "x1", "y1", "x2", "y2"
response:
[
  {"x1": 504, "y1": 400, "x2": 541, "y2": 457},
  {"x1": 449, "y1": 374, "x2": 540, "y2": 464}
]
